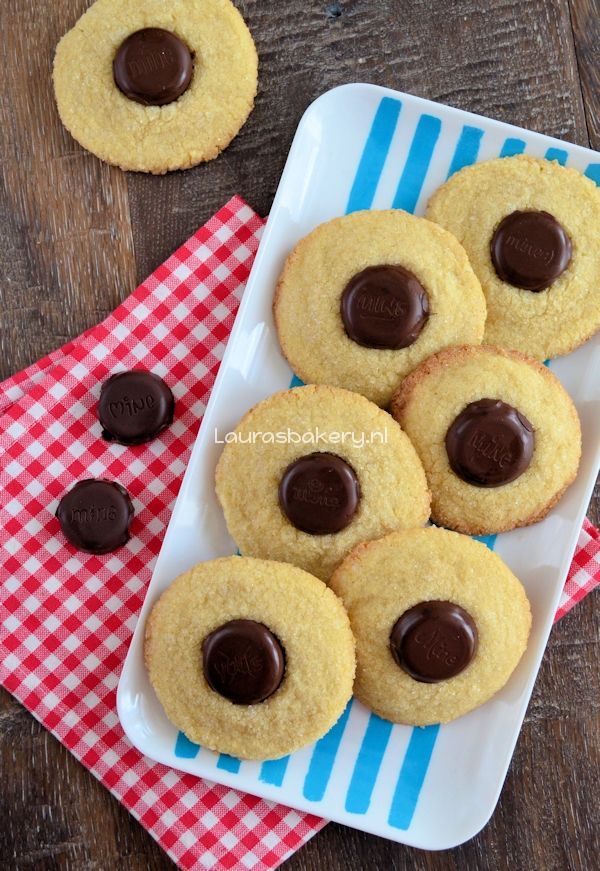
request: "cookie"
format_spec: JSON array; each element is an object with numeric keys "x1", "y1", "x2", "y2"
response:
[
  {"x1": 391, "y1": 345, "x2": 581, "y2": 535},
  {"x1": 426, "y1": 155, "x2": 600, "y2": 359},
  {"x1": 145, "y1": 556, "x2": 355, "y2": 759},
  {"x1": 273, "y1": 209, "x2": 486, "y2": 407},
  {"x1": 215, "y1": 384, "x2": 430, "y2": 580},
  {"x1": 330, "y1": 527, "x2": 531, "y2": 725},
  {"x1": 53, "y1": 0, "x2": 258, "y2": 173}
]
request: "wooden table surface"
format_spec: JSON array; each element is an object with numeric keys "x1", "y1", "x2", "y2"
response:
[{"x1": 1, "y1": 1, "x2": 598, "y2": 868}]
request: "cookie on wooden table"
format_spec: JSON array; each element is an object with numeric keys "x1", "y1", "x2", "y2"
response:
[
  {"x1": 53, "y1": 0, "x2": 258, "y2": 173},
  {"x1": 273, "y1": 209, "x2": 486, "y2": 407},
  {"x1": 215, "y1": 384, "x2": 430, "y2": 580},
  {"x1": 427, "y1": 155, "x2": 600, "y2": 359},
  {"x1": 145, "y1": 556, "x2": 355, "y2": 760},
  {"x1": 330, "y1": 527, "x2": 531, "y2": 726},
  {"x1": 391, "y1": 345, "x2": 581, "y2": 536}
]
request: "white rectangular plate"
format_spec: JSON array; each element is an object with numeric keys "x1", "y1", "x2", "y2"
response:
[{"x1": 117, "y1": 84, "x2": 600, "y2": 850}]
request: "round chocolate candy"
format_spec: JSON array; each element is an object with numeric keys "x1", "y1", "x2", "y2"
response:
[
  {"x1": 390, "y1": 600, "x2": 478, "y2": 683},
  {"x1": 202, "y1": 619, "x2": 285, "y2": 705},
  {"x1": 98, "y1": 370, "x2": 175, "y2": 445},
  {"x1": 113, "y1": 28, "x2": 193, "y2": 106},
  {"x1": 340, "y1": 264, "x2": 429, "y2": 350},
  {"x1": 56, "y1": 479, "x2": 134, "y2": 554},
  {"x1": 278, "y1": 452, "x2": 360, "y2": 535},
  {"x1": 445, "y1": 398, "x2": 535, "y2": 487},
  {"x1": 490, "y1": 210, "x2": 572, "y2": 291}
]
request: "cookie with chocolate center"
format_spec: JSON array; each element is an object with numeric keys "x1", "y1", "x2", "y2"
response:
[
  {"x1": 53, "y1": 0, "x2": 258, "y2": 173},
  {"x1": 391, "y1": 345, "x2": 581, "y2": 535},
  {"x1": 330, "y1": 527, "x2": 531, "y2": 726},
  {"x1": 215, "y1": 384, "x2": 430, "y2": 580},
  {"x1": 145, "y1": 556, "x2": 355, "y2": 759},
  {"x1": 427, "y1": 155, "x2": 600, "y2": 359},
  {"x1": 273, "y1": 209, "x2": 486, "y2": 407}
]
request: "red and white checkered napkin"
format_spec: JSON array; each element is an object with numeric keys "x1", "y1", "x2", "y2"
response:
[
  {"x1": 0, "y1": 197, "x2": 325, "y2": 871},
  {"x1": 0, "y1": 196, "x2": 598, "y2": 871}
]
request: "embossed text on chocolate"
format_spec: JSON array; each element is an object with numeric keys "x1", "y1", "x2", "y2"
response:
[
  {"x1": 413, "y1": 626, "x2": 458, "y2": 666},
  {"x1": 213, "y1": 647, "x2": 263, "y2": 684},
  {"x1": 290, "y1": 478, "x2": 341, "y2": 510},
  {"x1": 127, "y1": 50, "x2": 176, "y2": 78},
  {"x1": 109, "y1": 394, "x2": 156, "y2": 418},
  {"x1": 70, "y1": 505, "x2": 118, "y2": 523},
  {"x1": 504, "y1": 233, "x2": 555, "y2": 265},
  {"x1": 469, "y1": 430, "x2": 513, "y2": 468},
  {"x1": 357, "y1": 291, "x2": 406, "y2": 320}
]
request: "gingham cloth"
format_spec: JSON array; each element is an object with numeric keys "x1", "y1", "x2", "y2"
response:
[{"x1": 0, "y1": 197, "x2": 598, "y2": 871}]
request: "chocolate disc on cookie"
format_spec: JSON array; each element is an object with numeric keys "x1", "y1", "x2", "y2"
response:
[
  {"x1": 98, "y1": 370, "x2": 175, "y2": 445},
  {"x1": 113, "y1": 28, "x2": 193, "y2": 106},
  {"x1": 279, "y1": 452, "x2": 361, "y2": 535},
  {"x1": 445, "y1": 398, "x2": 534, "y2": 487},
  {"x1": 390, "y1": 600, "x2": 478, "y2": 683},
  {"x1": 56, "y1": 479, "x2": 134, "y2": 554},
  {"x1": 491, "y1": 210, "x2": 572, "y2": 291},
  {"x1": 202, "y1": 619, "x2": 285, "y2": 705},
  {"x1": 341, "y1": 265, "x2": 429, "y2": 349}
]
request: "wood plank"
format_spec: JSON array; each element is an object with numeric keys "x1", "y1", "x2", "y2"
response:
[
  {"x1": 567, "y1": 0, "x2": 599, "y2": 529},
  {"x1": 569, "y1": 0, "x2": 600, "y2": 148},
  {"x1": 0, "y1": 0, "x2": 136, "y2": 379}
]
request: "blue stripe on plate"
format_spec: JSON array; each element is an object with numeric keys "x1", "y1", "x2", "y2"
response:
[
  {"x1": 289, "y1": 373, "x2": 305, "y2": 388},
  {"x1": 301, "y1": 96, "x2": 417, "y2": 806},
  {"x1": 545, "y1": 147, "x2": 568, "y2": 165},
  {"x1": 303, "y1": 701, "x2": 353, "y2": 801},
  {"x1": 585, "y1": 164, "x2": 600, "y2": 185},
  {"x1": 387, "y1": 503, "x2": 497, "y2": 827},
  {"x1": 474, "y1": 533, "x2": 498, "y2": 551},
  {"x1": 341, "y1": 107, "x2": 488, "y2": 828},
  {"x1": 346, "y1": 97, "x2": 402, "y2": 213},
  {"x1": 446, "y1": 125, "x2": 484, "y2": 178},
  {"x1": 388, "y1": 724, "x2": 440, "y2": 829},
  {"x1": 217, "y1": 754, "x2": 242, "y2": 773},
  {"x1": 260, "y1": 756, "x2": 291, "y2": 787},
  {"x1": 302, "y1": 98, "x2": 403, "y2": 804},
  {"x1": 345, "y1": 714, "x2": 393, "y2": 813},
  {"x1": 174, "y1": 732, "x2": 201, "y2": 759},
  {"x1": 392, "y1": 114, "x2": 442, "y2": 213},
  {"x1": 500, "y1": 137, "x2": 526, "y2": 157}
]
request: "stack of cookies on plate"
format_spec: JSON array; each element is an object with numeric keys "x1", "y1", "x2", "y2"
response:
[{"x1": 146, "y1": 155, "x2": 599, "y2": 760}]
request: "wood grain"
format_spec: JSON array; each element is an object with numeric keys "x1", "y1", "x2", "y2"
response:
[
  {"x1": 0, "y1": 0, "x2": 136, "y2": 377},
  {"x1": 0, "y1": 0, "x2": 598, "y2": 869},
  {"x1": 570, "y1": 0, "x2": 600, "y2": 148}
]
